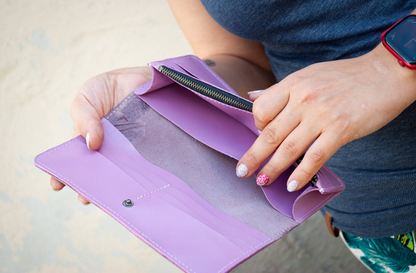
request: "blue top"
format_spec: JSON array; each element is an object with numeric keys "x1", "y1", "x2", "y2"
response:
[{"x1": 201, "y1": 0, "x2": 416, "y2": 238}]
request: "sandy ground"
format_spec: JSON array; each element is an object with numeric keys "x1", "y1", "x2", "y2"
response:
[{"x1": 0, "y1": 0, "x2": 369, "y2": 272}]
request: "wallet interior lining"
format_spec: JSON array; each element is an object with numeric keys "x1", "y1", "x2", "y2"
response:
[{"x1": 106, "y1": 94, "x2": 298, "y2": 239}]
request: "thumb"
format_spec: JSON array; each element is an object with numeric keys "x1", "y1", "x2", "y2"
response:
[
  {"x1": 247, "y1": 90, "x2": 265, "y2": 101},
  {"x1": 70, "y1": 98, "x2": 104, "y2": 151}
]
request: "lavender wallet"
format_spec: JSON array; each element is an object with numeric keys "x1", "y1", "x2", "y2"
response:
[{"x1": 34, "y1": 55, "x2": 345, "y2": 273}]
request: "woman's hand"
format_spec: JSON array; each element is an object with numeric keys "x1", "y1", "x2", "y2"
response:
[
  {"x1": 237, "y1": 44, "x2": 416, "y2": 191},
  {"x1": 50, "y1": 67, "x2": 153, "y2": 204}
]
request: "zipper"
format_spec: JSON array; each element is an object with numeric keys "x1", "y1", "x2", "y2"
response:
[
  {"x1": 158, "y1": 65, "x2": 253, "y2": 112},
  {"x1": 159, "y1": 65, "x2": 317, "y2": 186}
]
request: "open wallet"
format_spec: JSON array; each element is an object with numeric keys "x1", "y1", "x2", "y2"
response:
[{"x1": 34, "y1": 55, "x2": 345, "y2": 273}]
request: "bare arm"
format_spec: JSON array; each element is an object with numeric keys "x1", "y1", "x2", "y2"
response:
[{"x1": 168, "y1": 0, "x2": 276, "y2": 98}]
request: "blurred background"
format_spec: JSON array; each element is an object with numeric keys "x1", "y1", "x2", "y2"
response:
[{"x1": 0, "y1": 0, "x2": 368, "y2": 272}]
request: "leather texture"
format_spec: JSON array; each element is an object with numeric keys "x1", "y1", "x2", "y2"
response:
[{"x1": 34, "y1": 55, "x2": 345, "y2": 273}]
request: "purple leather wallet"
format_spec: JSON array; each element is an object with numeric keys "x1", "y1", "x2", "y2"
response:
[{"x1": 34, "y1": 55, "x2": 345, "y2": 273}]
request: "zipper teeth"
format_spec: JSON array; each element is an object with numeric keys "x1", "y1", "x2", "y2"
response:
[{"x1": 158, "y1": 66, "x2": 252, "y2": 111}]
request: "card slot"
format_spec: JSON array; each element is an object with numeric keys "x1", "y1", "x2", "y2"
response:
[
  {"x1": 100, "y1": 117, "x2": 270, "y2": 245},
  {"x1": 99, "y1": 126, "x2": 170, "y2": 190},
  {"x1": 121, "y1": 191, "x2": 273, "y2": 273},
  {"x1": 100, "y1": 118, "x2": 226, "y2": 201},
  {"x1": 35, "y1": 137, "x2": 272, "y2": 273},
  {"x1": 140, "y1": 184, "x2": 270, "y2": 250},
  {"x1": 36, "y1": 137, "x2": 151, "y2": 203}
]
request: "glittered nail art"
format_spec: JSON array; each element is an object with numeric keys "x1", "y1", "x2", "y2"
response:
[
  {"x1": 256, "y1": 173, "x2": 269, "y2": 186},
  {"x1": 287, "y1": 180, "x2": 299, "y2": 192},
  {"x1": 236, "y1": 163, "x2": 249, "y2": 178}
]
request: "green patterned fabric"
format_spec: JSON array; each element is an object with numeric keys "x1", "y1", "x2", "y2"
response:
[{"x1": 342, "y1": 231, "x2": 416, "y2": 273}]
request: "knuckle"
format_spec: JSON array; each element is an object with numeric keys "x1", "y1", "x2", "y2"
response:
[
  {"x1": 252, "y1": 101, "x2": 269, "y2": 125},
  {"x1": 265, "y1": 164, "x2": 281, "y2": 178},
  {"x1": 298, "y1": 90, "x2": 318, "y2": 105},
  {"x1": 245, "y1": 152, "x2": 259, "y2": 166},
  {"x1": 262, "y1": 127, "x2": 281, "y2": 145},
  {"x1": 297, "y1": 166, "x2": 312, "y2": 178},
  {"x1": 70, "y1": 93, "x2": 87, "y2": 111},
  {"x1": 281, "y1": 140, "x2": 297, "y2": 157},
  {"x1": 308, "y1": 149, "x2": 325, "y2": 164}
]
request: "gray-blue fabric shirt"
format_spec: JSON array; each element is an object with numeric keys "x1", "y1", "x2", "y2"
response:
[{"x1": 201, "y1": 0, "x2": 416, "y2": 238}]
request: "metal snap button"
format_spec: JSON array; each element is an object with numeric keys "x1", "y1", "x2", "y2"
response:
[{"x1": 122, "y1": 199, "x2": 134, "y2": 207}]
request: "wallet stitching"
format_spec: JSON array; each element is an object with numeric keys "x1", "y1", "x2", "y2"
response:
[
  {"x1": 137, "y1": 184, "x2": 170, "y2": 199},
  {"x1": 36, "y1": 141, "x2": 197, "y2": 273}
]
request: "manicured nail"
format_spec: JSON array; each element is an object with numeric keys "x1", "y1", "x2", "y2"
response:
[
  {"x1": 256, "y1": 173, "x2": 269, "y2": 186},
  {"x1": 86, "y1": 133, "x2": 91, "y2": 149},
  {"x1": 247, "y1": 90, "x2": 264, "y2": 95},
  {"x1": 287, "y1": 180, "x2": 299, "y2": 192},
  {"x1": 258, "y1": 129, "x2": 262, "y2": 134},
  {"x1": 236, "y1": 163, "x2": 249, "y2": 178}
]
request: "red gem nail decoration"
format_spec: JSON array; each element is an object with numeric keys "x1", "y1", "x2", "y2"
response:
[{"x1": 256, "y1": 173, "x2": 269, "y2": 186}]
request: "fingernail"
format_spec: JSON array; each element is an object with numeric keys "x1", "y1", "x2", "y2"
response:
[
  {"x1": 256, "y1": 173, "x2": 269, "y2": 186},
  {"x1": 258, "y1": 129, "x2": 262, "y2": 134},
  {"x1": 86, "y1": 133, "x2": 91, "y2": 149},
  {"x1": 247, "y1": 90, "x2": 264, "y2": 95},
  {"x1": 287, "y1": 180, "x2": 299, "y2": 192},
  {"x1": 236, "y1": 163, "x2": 249, "y2": 178}
]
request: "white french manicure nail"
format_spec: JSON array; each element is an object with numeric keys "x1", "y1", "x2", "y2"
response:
[
  {"x1": 258, "y1": 130, "x2": 262, "y2": 134},
  {"x1": 236, "y1": 163, "x2": 249, "y2": 178},
  {"x1": 247, "y1": 90, "x2": 264, "y2": 95},
  {"x1": 86, "y1": 133, "x2": 91, "y2": 149},
  {"x1": 287, "y1": 180, "x2": 299, "y2": 192}
]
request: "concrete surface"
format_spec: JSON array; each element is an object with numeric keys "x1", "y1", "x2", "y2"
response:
[{"x1": 0, "y1": 0, "x2": 369, "y2": 272}]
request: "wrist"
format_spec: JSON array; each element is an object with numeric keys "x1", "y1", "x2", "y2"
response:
[{"x1": 368, "y1": 44, "x2": 416, "y2": 100}]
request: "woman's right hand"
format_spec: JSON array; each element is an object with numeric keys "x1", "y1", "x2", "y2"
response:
[{"x1": 50, "y1": 67, "x2": 153, "y2": 204}]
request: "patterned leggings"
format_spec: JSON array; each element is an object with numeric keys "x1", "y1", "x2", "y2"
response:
[{"x1": 341, "y1": 231, "x2": 416, "y2": 273}]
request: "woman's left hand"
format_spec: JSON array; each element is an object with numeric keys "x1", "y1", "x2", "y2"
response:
[{"x1": 236, "y1": 44, "x2": 416, "y2": 191}]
